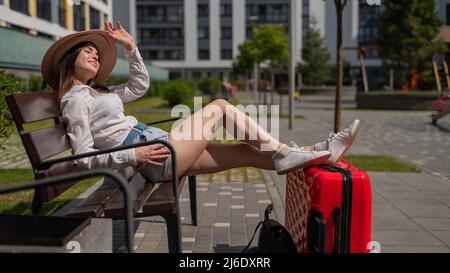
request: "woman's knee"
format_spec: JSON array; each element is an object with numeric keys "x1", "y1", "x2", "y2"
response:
[{"x1": 209, "y1": 98, "x2": 230, "y2": 110}]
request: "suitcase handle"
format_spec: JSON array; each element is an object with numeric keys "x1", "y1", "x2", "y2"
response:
[
  {"x1": 333, "y1": 207, "x2": 342, "y2": 253},
  {"x1": 318, "y1": 164, "x2": 353, "y2": 253}
]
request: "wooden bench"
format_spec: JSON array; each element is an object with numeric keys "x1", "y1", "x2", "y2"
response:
[{"x1": 6, "y1": 91, "x2": 197, "y2": 253}]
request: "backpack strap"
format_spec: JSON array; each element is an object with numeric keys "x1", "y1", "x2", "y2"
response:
[
  {"x1": 241, "y1": 221, "x2": 263, "y2": 253},
  {"x1": 241, "y1": 204, "x2": 274, "y2": 253}
]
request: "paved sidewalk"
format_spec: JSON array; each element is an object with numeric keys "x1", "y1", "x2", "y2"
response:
[{"x1": 113, "y1": 170, "x2": 282, "y2": 253}]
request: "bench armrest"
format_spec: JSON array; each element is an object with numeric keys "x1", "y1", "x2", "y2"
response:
[
  {"x1": 36, "y1": 140, "x2": 180, "y2": 201},
  {"x1": 0, "y1": 169, "x2": 135, "y2": 253}
]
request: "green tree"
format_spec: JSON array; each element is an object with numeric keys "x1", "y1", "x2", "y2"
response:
[
  {"x1": 233, "y1": 40, "x2": 259, "y2": 75},
  {"x1": 298, "y1": 20, "x2": 332, "y2": 86},
  {"x1": 233, "y1": 39, "x2": 261, "y2": 95},
  {"x1": 197, "y1": 76, "x2": 221, "y2": 99},
  {"x1": 162, "y1": 80, "x2": 195, "y2": 107},
  {"x1": 253, "y1": 24, "x2": 288, "y2": 104},
  {"x1": 0, "y1": 71, "x2": 23, "y2": 148},
  {"x1": 377, "y1": 0, "x2": 446, "y2": 90}
]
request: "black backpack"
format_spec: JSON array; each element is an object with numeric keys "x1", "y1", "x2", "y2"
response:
[{"x1": 242, "y1": 204, "x2": 298, "y2": 253}]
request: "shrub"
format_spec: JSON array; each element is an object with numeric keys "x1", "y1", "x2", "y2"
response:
[
  {"x1": 27, "y1": 75, "x2": 52, "y2": 92},
  {"x1": 197, "y1": 77, "x2": 221, "y2": 97},
  {"x1": 101, "y1": 76, "x2": 128, "y2": 87},
  {"x1": 162, "y1": 80, "x2": 195, "y2": 107},
  {"x1": 147, "y1": 81, "x2": 169, "y2": 97},
  {"x1": 0, "y1": 71, "x2": 24, "y2": 147}
]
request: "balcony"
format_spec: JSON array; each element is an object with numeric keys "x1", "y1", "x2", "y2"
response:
[
  {"x1": 246, "y1": 14, "x2": 288, "y2": 23},
  {"x1": 140, "y1": 38, "x2": 184, "y2": 47},
  {"x1": 137, "y1": 15, "x2": 183, "y2": 24}
]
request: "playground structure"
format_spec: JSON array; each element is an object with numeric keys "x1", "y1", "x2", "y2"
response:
[
  {"x1": 343, "y1": 46, "x2": 369, "y2": 93},
  {"x1": 431, "y1": 60, "x2": 450, "y2": 124}
]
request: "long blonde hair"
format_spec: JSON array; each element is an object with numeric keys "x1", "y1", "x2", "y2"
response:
[{"x1": 56, "y1": 42, "x2": 110, "y2": 103}]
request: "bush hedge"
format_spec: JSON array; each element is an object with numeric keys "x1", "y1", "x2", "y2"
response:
[
  {"x1": 162, "y1": 80, "x2": 195, "y2": 107},
  {"x1": 0, "y1": 71, "x2": 24, "y2": 147}
]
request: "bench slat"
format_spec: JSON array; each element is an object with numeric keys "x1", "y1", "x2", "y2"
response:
[
  {"x1": 6, "y1": 92, "x2": 59, "y2": 124},
  {"x1": 22, "y1": 125, "x2": 71, "y2": 166},
  {"x1": 140, "y1": 179, "x2": 187, "y2": 216},
  {"x1": 65, "y1": 181, "x2": 121, "y2": 218},
  {"x1": 103, "y1": 176, "x2": 156, "y2": 219}
]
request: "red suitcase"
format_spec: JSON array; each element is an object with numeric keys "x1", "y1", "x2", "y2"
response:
[{"x1": 285, "y1": 160, "x2": 372, "y2": 253}]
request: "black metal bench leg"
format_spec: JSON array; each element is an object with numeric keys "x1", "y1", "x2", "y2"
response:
[
  {"x1": 163, "y1": 212, "x2": 182, "y2": 253},
  {"x1": 31, "y1": 191, "x2": 43, "y2": 216},
  {"x1": 188, "y1": 176, "x2": 197, "y2": 226}
]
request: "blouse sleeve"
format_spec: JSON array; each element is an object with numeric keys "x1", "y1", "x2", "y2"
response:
[
  {"x1": 107, "y1": 47, "x2": 150, "y2": 103},
  {"x1": 60, "y1": 91, "x2": 137, "y2": 170}
]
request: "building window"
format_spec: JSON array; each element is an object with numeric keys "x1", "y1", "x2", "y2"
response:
[
  {"x1": 37, "y1": 0, "x2": 51, "y2": 21},
  {"x1": 221, "y1": 49, "x2": 232, "y2": 60},
  {"x1": 90, "y1": 7, "x2": 101, "y2": 29},
  {"x1": 103, "y1": 13, "x2": 108, "y2": 26},
  {"x1": 58, "y1": 0, "x2": 66, "y2": 27},
  {"x1": 163, "y1": 50, "x2": 182, "y2": 60},
  {"x1": 198, "y1": 49, "x2": 210, "y2": 60},
  {"x1": 447, "y1": 4, "x2": 450, "y2": 25},
  {"x1": 198, "y1": 27, "x2": 209, "y2": 39},
  {"x1": 198, "y1": 4, "x2": 209, "y2": 17},
  {"x1": 221, "y1": 27, "x2": 232, "y2": 40},
  {"x1": 193, "y1": 71, "x2": 202, "y2": 80},
  {"x1": 73, "y1": 3, "x2": 86, "y2": 31},
  {"x1": 358, "y1": 1, "x2": 384, "y2": 59},
  {"x1": 220, "y1": 4, "x2": 232, "y2": 17},
  {"x1": 10, "y1": 0, "x2": 29, "y2": 15}
]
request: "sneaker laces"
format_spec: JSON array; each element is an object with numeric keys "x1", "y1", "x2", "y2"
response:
[
  {"x1": 290, "y1": 141, "x2": 308, "y2": 152},
  {"x1": 327, "y1": 125, "x2": 352, "y2": 143}
]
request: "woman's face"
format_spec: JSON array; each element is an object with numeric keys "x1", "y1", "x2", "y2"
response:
[{"x1": 73, "y1": 45, "x2": 99, "y2": 82}]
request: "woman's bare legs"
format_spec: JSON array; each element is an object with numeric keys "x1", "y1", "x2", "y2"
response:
[
  {"x1": 167, "y1": 99, "x2": 282, "y2": 178},
  {"x1": 183, "y1": 143, "x2": 275, "y2": 176}
]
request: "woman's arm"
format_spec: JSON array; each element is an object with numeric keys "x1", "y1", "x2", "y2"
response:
[
  {"x1": 105, "y1": 21, "x2": 150, "y2": 103},
  {"x1": 60, "y1": 92, "x2": 138, "y2": 170},
  {"x1": 107, "y1": 46, "x2": 150, "y2": 103}
]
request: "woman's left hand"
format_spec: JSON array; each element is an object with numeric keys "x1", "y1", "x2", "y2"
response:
[{"x1": 105, "y1": 21, "x2": 136, "y2": 51}]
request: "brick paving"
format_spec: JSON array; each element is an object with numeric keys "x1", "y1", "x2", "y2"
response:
[{"x1": 113, "y1": 169, "x2": 282, "y2": 253}]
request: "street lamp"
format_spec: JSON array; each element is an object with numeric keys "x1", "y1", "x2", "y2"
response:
[
  {"x1": 249, "y1": 15, "x2": 259, "y2": 102},
  {"x1": 288, "y1": 0, "x2": 299, "y2": 130}
]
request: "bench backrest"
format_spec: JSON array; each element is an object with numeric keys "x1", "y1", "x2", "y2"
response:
[{"x1": 6, "y1": 92, "x2": 78, "y2": 203}]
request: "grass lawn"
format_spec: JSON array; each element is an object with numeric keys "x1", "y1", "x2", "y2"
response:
[
  {"x1": 345, "y1": 155, "x2": 421, "y2": 173},
  {"x1": 0, "y1": 169, "x2": 99, "y2": 216}
]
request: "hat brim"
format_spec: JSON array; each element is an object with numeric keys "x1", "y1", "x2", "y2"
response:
[{"x1": 41, "y1": 30, "x2": 117, "y2": 90}]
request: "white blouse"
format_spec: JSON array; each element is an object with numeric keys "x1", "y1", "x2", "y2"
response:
[{"x1": 60, "y1": 47, "x2": 150, "y2": 174}]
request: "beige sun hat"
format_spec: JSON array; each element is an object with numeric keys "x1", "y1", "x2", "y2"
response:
[{"x1": 41, "y1": 29, "x2": 117, "y2": 90}]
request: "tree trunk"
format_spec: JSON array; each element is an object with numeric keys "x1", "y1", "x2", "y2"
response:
[
  {"x1": 246, "y1": 72, "x2": 250, "y2": 93},
  {"x1": 270, "y1": 67, "x2": 275, "y2": 105},
  {"x1": 253, "y1": 63, "x2": 259, "y2": 102},
  {"x1": 334, "y1": 4, "x2": 344, "y2": 133}
]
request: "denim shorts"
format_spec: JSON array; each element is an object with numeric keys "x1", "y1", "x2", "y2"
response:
[{"x1": 122, "y1": 123, "x2": 171, "y2": 182}]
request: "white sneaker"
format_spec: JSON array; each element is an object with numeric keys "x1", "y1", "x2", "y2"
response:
[
  {"x1": 273, "y1": 141, "x2": 331, "y2": 175},
  {"x1": 315, "y1": 119, "x2": 361, "y2": 165}
]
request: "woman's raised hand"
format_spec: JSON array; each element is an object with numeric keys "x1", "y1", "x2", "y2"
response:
[
  {"x1": 105, "y1": 20, "x2": 136, "y2": 51},
  {"x1": 134, "y1": 144, "x2": 171, "y2": 166}
]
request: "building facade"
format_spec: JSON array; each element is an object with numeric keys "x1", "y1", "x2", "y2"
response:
[
  {"x1": 114, "y1": 0, "x2": 361, "y2": 80},
  {"x1": 0, "y1": 0, "x2": 113, "y2": 39},
  {"x1": 0, "y1": 0, "x2": 169, "y2": 82},
  {"x1": 113, "y1": 0, "x2": 450, "y2": 85}
]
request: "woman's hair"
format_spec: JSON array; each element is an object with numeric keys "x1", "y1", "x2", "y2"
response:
[{"x1": 55, "y1": 41, "x2": 111, "y2": 103}]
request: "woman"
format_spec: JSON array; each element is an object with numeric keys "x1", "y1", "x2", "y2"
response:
[{"x1": 41, "y1": 21, "x2": 360, "y2": 183}]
